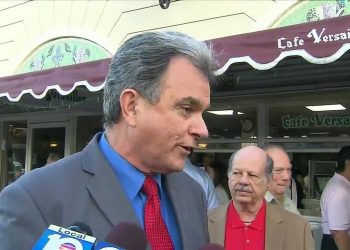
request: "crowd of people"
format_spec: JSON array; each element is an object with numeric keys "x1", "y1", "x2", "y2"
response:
[{"x1": 0, "y1": 30, "x2": 348, "y2": 250}]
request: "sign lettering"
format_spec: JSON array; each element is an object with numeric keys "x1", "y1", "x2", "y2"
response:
[
  {"x1": 277, "y1": 27, "x2": 350, "y2": 50},
  {"x1": 282, "y1": 114, "x2": 350, "y2": 129}
]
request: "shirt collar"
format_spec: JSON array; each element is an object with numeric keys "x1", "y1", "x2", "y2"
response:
[
  {"x1": 251, "y1": 201, "x2": 266, "y2": 231},
  {"x1": 98, "y1": 133, "x2": 163, "y2": 201},
  {"x1": 228, "y1": 202, "x2": 243, "y2": 229},
  {"x1": 265, "y1": 190, "x2": 288, "y2": 205},
  {"x1": 264, "y1": 191, "x2": 276, "y2": 203},
  {"x1": 229, "y1": 200, "x2": 266, "y2": 231}
]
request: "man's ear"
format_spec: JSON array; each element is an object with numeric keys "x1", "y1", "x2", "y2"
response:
[{"x1": 119, "y1": 89, "x2": 140, "y2": 126}]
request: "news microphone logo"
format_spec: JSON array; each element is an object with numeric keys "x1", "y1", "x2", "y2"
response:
[
  {"x1": 32, "y1": 224, "x2": 96, "y2": 250},
  {"x1": 94, "y1": 241, "x2": 125, "y2": 250}
]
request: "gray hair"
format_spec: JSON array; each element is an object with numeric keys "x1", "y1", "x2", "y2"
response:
[
  {"x1": 227, "y1": 150, "x2": 274, "y2": 179},
  {"x1": 103, "y1": 31, "x2": 217, "y2": 128},
  {"x1": 263, "y1": 144, "x2": 287, "y2": 153}
]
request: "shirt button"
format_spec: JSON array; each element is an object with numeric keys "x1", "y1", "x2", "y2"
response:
[{"x1": 247, "y1": 239, "x2": 250, "y2": 243}]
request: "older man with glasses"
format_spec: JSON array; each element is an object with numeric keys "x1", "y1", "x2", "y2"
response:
[{"x1": 208, "y1": 146, "x2": 314, "y2": 250}]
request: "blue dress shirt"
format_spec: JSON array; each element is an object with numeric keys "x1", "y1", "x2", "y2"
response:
[{"x1": 98, "y1": 133, "x2": 182, "y2": 249}]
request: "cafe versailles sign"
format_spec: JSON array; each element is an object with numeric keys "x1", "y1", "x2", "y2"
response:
[
  {"x1": 282, "y1": 113, "x2": 350, "y2": 129},
  {"x1": 277, "y1": 27, "x2": 350, "y2": 49}
]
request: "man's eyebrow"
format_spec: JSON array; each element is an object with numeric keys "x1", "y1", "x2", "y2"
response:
[
  {"x1": 247, "y1": 171, "x2": 259, "y2": 175},
  {"x1": 274, "y1": 165, "x2": 292, "y2": 169},
  {"x1": 179, "y1": 96, "x2": 201, "y2": 105},
  {"x1": 178, "y1": 96, "x2": 209, "y2": 108}
]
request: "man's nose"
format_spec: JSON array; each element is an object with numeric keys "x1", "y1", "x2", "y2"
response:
[
  {"x1": 281, "y1": 169, "x2": 291, "y2": 180},
  {"x1": 239, "y1": 173, "x2": 250, "y2": 184},
  {"x1": 190, "y1": 115, "x2": 209, "y2": 139}
]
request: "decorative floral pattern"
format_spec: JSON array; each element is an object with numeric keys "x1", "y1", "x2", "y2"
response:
[
  {"x1": 73, "y1": 47, "x2": 90, "y2": 64},
  {"x1": 276, "y1": 0, "x2": 350, "y2": 29},
  {"x1": 306, "y1": 0, "x2": 348, "y2": 22},
  {"x1": 19, "y1": 37, "x2": 110, "y2": 74},
  {"x1": 29, "y1": 54, "x2": 45, "y2": 71},
  {"x1": 52, "y1": 46, "x2": 64, "y2": 67},
  {"x1": 28, "y1": 42, "x2": 92, "y2": 71}
]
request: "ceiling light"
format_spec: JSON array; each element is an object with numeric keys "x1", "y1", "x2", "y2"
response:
[
  {"x1": 309, "y1": 132, "x2": 329, "y2": 135},
  {"x1": 49, "y1": 142, "x2": 58, "y2": 147},
  {"x1": 305, "y1": 104, "x2": 346, "y2": 111},
  {"x1": 207, "y1": 110, "x2": 233, "y2": 115},
  {"x1": 197, "y1": 143, "x2": 207, "y2": 149},
  {"x1": 237, "y1": 112, "x2": 244, "y2": 115}
]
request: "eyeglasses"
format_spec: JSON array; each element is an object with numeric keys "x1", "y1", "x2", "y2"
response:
[{"x1": 230, "y1": 171, "x2": 265, "y2": 183}]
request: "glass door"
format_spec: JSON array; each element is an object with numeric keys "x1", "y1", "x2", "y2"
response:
[{"x1": 25, "y1": 122, "x2": 71, "y2": 171}]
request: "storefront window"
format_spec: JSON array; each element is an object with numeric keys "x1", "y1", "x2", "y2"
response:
[
  {"x1": 76, "y1": 115, "x2": 103, "y2": 152},
  {"x1": 5, "y1": 122, "x2": 27, "y2": 186},
  {"x1": 268, "y1": 92, "x2": 350, "y2": 139},
  {"x1": 266, "y1": 141, "x2": 350, "y2": 152},
  {"x1": 198, "y1": 104, "x2": 257, "y2": 151},
  {"x1": 195, "y1": 140, "x2": 258, "y2": 153},
  {"x1": 203, "y1": 104, "x2": 257, "y2": 140},
  {"x1": 30, "y1": 127, "x2": 65, "y2": 169}
]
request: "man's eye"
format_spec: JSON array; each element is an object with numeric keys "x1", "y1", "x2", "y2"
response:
[
  {"x1": 249, "y1": 174, "x2": 259, "y2": 179},
  {"x1": 182, "y1": 106, "x2": 193, "y2": 113}
]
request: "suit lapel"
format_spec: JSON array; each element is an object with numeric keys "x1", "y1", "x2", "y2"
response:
[
  {"x1": 207, "y1": 203, "x2": 229, "y2": 245},
  {"x1": 82, "y1": 135, "x2": 139, "y2": 226},
  {"x1": 166, "y1": 172, "x2": 211, "y2": 249},
  {"x1": 265, "y1": 203, "x2": 285, "y2": 250},
  {"x1": 165, "y1": 173, "x2": 190, "y2": 247}
]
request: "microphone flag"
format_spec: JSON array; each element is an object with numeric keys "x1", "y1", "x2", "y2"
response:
[{"x1": 32, "y1": 224, "x2": 96, "y2": 250}]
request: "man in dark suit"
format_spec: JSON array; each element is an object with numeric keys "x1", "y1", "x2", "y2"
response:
[{"x1": 0, "y1": 31, "x2": 216, "y2": 249}]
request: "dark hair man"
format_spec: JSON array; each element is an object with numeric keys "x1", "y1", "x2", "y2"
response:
[
  {"x1": 321, "y1": 146, "x2": 350, "y2": 250},
  {"x1": 0, "y1": 31, "x2": 216, "y2": 249}
]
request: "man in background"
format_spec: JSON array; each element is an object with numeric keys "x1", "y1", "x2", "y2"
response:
[
  {"x1": 321, "y1": 146, "x2": 350, "y2": 250},
  {"x1": 45, "y1": 152, "x2": 62, "y2": 165},
  {"x1": 203, "y1": 152, "x2": 215, "y2": 169},
  {"x1": 264, "y1": 145, "x2": 300, "y2": 214},
  {"x1": 208, "y1": 146, "x2": 314, "y2": 250},
  {"x1": 184, "y1": 157, "x2": 219, "y2": 210}
]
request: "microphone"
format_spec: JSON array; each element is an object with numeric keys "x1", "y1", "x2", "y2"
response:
[
  {"x1": 102, "y1": 222, "x2": 148, "y2": 250},
  {"x1": 199, "y1": 243, "x2": 225, "y2": 250},
  {"x1": 32, "y1": 224, "x2": 96, "y2": 250},
  {"x1": 32, "y1": 222, "x2": 147, "y2": 250}
]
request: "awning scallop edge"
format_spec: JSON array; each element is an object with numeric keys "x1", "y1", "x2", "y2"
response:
[
  {"x1": 208, "y1": 15, "x2": 350, "y2": 75},
  {"x1": 0, "y1": 58, "x2": 111, "y2": 102}
]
